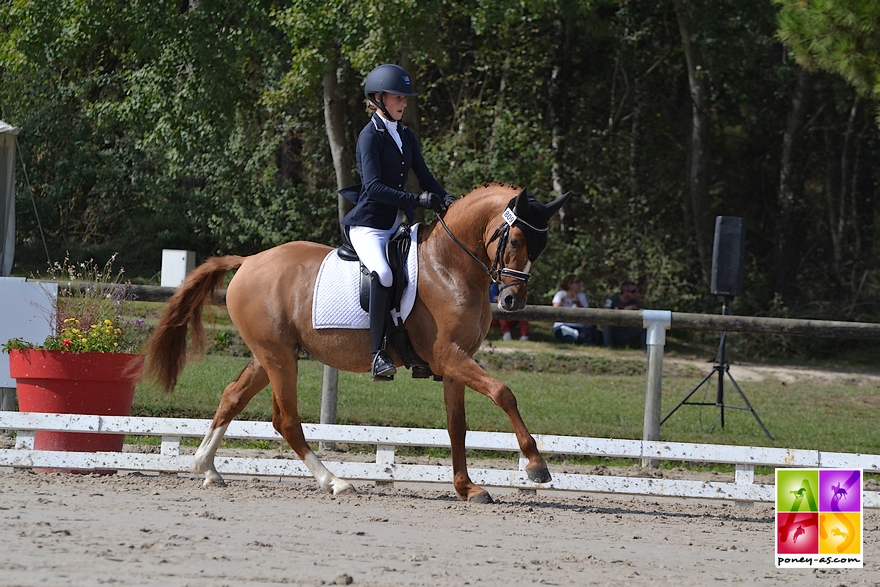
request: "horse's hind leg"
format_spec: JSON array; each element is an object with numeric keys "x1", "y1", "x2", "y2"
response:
[
  {"x1": 444, "y1": 378, "x2": 493, "y2": 503},
  {"x1": 267, "y1": 357, "x2": 354, "y2": 496},
  {"x1": 193, "y1": 359, "x2": 269, "y2": 487}
]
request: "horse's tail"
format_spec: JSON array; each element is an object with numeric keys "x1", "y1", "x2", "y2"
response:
[{"x1": 146, "y1": 255, "x2": 245, "y2": 393}]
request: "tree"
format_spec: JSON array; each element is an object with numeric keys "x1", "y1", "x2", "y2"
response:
[
  {"x1": 775, "y1": 0, "x2": 880, "y2": 124},
  {"x1": 2, "y1": 0, "x2": 879, "y2": 332},
  {"x1": 673, "y1": 0, "x2": 713, "y2": 285},
  {"x1": 774, "y1": 66, "x2": 814, "y2": 302}
]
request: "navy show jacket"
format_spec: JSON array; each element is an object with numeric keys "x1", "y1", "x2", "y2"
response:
[{"x1": 340, "y1": 113, "x2": 447, "y2": 230}]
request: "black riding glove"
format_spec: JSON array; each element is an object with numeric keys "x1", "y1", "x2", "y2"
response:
[
  {"x1": 442, "y1": 194, "x2": 456, "y2": 209},
  {"x1": 417, "y1": 191, "x2": 443, "y2": 212}
]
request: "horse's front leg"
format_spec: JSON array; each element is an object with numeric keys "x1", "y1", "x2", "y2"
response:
[
  {"x1": 443, "y1": 378, "x2": 493, "y2": 503},
  {"x1": 439, "y1": 353, "x2": 551, "y2": 485}
]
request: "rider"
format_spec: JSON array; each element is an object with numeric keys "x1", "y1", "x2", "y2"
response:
[{"x1": 340, "y1": 64, "x2": 455, "y2": 381}]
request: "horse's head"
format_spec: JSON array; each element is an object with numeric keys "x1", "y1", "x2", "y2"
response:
[{"x1": 489, "y1": 188, "x2": 570, "y2": 311}]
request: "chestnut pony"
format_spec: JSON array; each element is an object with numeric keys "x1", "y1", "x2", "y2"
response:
[{"x1": 146, "y1": 182, "x2": 569, "y2": 503}]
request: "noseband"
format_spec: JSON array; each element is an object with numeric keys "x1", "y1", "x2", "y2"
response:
[{"x1": 436, "y1": 209, "x2": 540, "y2": 293}]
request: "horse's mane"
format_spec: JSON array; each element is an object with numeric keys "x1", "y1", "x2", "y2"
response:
[
  {"x1": 458, "y1": 181, "x2": 523, "y2": 199},
  {"x1": 418, "y1": 181, "x2": 521, "y2": 243}
]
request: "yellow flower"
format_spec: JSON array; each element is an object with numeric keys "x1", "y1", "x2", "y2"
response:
[{"x1": 104, "y1": 319, "x2": 112, "y2": 326}]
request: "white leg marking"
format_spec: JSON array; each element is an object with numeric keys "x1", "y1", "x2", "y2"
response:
[
  {"x1": 303, "y1": 450, "x2": 354, "y2": 495},
  {"x1": 193, "y1": 423, "x2": 229, "y2": 487}
]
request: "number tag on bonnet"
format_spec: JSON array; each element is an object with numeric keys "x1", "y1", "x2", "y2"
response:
[{"x1": 502, "y1": 208, "x2": 518, "y2": 227}]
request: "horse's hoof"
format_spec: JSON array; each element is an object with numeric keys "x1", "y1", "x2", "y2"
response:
[
  {"x1": 331, "y1": 481, "x2": 356, "y2": 495},
  {"x1": 202, "y1": 475, "x2": 226, "y2": 488},
  {"x1": 468, "y1": 492, "x2": 494, "y2": 504},
  {"x1": 526, "y1": 466, "x2": 551, "y2": 484}
]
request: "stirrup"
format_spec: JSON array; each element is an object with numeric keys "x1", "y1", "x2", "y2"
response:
[{"x1": 371, "y1": 351, "x2": 396, "y2": 381}]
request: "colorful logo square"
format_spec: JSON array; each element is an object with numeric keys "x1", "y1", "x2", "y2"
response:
[
  {"x1": 777, "y1": 469, "x2": 819, "y2": 512},
  {"x1": 775, "y1": 468, "x2": 863, "y2": 568},
  {"x1": 777, "y1": 512, "x2": 818, "y2": 554},
  {"x1": 819, "y1": 469, "x2": 861, "y2": 513}
]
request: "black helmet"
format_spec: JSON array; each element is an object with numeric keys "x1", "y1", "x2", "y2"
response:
[{"x1": 364, "y1": 64, "x2": 419, "y2": 98}]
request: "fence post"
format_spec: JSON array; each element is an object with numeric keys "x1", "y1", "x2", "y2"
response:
[
  {"x1": 0, "y1": 388, "x2": 14, "y2": 411},
  {"x1": 0, "y1": 387, "x2": 15, "y2": 435},
  {"x1": 320, "y1": 365, "x2": 338, "y2": 451},
  {"x1": 642, "y1": 310, "x2": 671, "y2": 468}
]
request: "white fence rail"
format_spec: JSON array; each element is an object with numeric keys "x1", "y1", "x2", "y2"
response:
[{"x1": 2, "y1": 412, "x2": 879, "y2": 507}]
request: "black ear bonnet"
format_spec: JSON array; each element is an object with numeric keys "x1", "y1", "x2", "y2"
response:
[{"x1": 503, "y1": 195, "x2": 551, "y2": 261}]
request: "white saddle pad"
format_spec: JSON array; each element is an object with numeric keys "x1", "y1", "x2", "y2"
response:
[{"x1": 312, "y1": 225, "x2": 419, "y2": 329}]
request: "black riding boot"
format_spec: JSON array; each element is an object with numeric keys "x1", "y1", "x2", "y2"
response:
[{"x1": 369, "y1": 272, "x2": 396, "y2": 381}]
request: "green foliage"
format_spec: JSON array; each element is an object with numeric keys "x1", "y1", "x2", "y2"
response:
[
  {"x1": 2, "y1": 254, "x2": 151, "y2": 353},
  {"x1": 2, "y1": 0, "x2": 880, "y2": 361},
  {"x1": 3, "y1": 317, "x2": 123, "y2": 353},
  {"x1": 775, "y1": 0, "x2": 880, "y2": 122},
  {"x1": 51, "y1": 255, "x2": 129, "y2": 327}
]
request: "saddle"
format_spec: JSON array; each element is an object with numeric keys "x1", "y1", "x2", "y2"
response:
[{"x1": 337, "y1": 226, "x2": 440, "y2": 380}]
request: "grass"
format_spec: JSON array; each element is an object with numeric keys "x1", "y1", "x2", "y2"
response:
[{"x1": 131, "y1": 347, "x2": 880, "y2": 457}]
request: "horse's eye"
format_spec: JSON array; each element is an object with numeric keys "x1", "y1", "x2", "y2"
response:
[{"x1": 510, "y1": 239, "x2": 522, "y2": 250}]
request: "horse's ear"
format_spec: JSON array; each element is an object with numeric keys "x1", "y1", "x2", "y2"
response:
[
  {"x1": 514, "y1": 189, "x2": 530, "y2": 217},
  {"x1": 544, "y1": 191, "x2": 571, "y2": 218}
]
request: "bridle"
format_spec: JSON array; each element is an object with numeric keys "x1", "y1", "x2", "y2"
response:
[{"x1": 436, "y1": 207, "x2": 544, "y2": 293}]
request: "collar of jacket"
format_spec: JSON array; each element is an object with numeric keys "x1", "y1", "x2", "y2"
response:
[{"x1": 371, "y1": 113, "x2": 407, "y2": 134}]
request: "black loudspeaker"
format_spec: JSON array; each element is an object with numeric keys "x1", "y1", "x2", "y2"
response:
[{"x1": 710, "y1": 216, "x2": 746, "y2": 297}]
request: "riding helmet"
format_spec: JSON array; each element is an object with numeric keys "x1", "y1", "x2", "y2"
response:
[{"x1": 364, "y1": 64, "x2": 419, "y2": 98}]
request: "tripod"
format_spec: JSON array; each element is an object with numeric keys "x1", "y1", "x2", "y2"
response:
[{"x1": 660, "y1": 296, "x2": 773, "y2": 441}]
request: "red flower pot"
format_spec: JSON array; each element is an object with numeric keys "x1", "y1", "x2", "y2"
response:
[{"x1": 9, "y1": 350, "x2": 144, "y2": 474}]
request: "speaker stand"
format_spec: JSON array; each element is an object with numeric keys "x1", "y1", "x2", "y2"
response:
[{"x1": 660, "y1": 296, "x2": 773, "y2": 441}]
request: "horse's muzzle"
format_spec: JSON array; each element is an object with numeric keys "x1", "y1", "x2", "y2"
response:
[{"x1": 497, "y1": 288, "x2": 526, "y2": 312}]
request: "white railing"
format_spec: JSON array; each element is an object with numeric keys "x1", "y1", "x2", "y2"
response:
[{"x1": 2, "y1": 412, "x2": 879, "y2": 507}]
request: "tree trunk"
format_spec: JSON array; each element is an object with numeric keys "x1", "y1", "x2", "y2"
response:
[
  {"x1": 627, "y1": 0, "x2": 644, "y2": 203},
  {"x1": 400, "y1": 54, "x2": 422, "y2": 140},
  {"x1": 673, "y1": 0, "x2": 713, "y2": 285},
  {"x1": 839, "y1": 96, "x2": 861, "y2": 271},
  {"x1": 488, "y1": 56, "x2": 510, "y2": 158},
  {"x1": 825, "y1": 94, "x2": 861, "y2": 278},
  {"x1": 774, "y1": 66, "x2": 813, "y2": 301},
  {"x1": 630, "y1": 73, "x2": 643, "y2": 202},
  {"x1": 548, "y1": 12, "x2": 567, "y2": 233},
  {"x1": 400, "y1": 54, "x2": 426, "y2": 223},
  {"x1": 323, "y1": 61, "x2": 355, "y2": 227}
]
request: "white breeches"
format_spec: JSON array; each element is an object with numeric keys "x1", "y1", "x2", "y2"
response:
[{"x1": 348, "y1": 219, "x2": 402, "y2": 288}]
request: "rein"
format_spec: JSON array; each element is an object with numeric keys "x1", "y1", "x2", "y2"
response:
[{"x1": 436, "y1": 213, "x2": 531, "y2": 293}]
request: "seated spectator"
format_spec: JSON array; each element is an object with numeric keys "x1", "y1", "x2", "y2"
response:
[
  {"x1": 551, "y1": 274, "x2": 599, "y2": 345},
  {"x1": 489, "y1": 282, "x2": 529, "y2": 341},
  {"x1": 603, "y1": 280, "x2": 646, "y2": 349}
]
